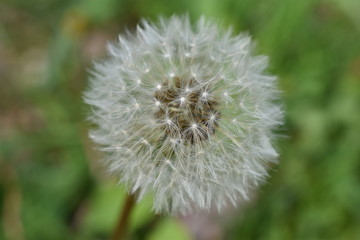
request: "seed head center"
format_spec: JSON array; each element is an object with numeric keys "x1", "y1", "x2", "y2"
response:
[{"x1": 154, "y1": 77, "x2": 220, "y2": 144}]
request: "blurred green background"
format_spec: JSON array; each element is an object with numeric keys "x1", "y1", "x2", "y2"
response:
[{"x1": 1, "y1": 0, "x2": 359, "y2": 239}]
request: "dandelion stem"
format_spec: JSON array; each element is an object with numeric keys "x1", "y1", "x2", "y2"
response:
[{"x1": 111, "y1": 192, "x2": 136, "y2": 240}]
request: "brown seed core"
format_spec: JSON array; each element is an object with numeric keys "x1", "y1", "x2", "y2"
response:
[{"x1": 154, "y1": 77, "x2": 220, "y2": 144}]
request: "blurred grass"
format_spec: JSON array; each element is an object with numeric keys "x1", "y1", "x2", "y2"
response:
[{"x1": 0, "y1": 0, "x2": 359, "y2": 239}]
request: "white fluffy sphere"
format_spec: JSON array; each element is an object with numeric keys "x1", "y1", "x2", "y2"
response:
[{"x1": 84, "y1": 16, "x2": 283, "y2": 215}]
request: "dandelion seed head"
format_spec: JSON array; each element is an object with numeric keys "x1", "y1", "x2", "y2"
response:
[{"x1": 84, "y1": 15, "x2": 283, "y2": 215}]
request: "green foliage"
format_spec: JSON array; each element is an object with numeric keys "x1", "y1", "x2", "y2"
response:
[
  {"x1": 0, "y1": 0, "x2": 359, "y2": 239},
  {"x1": 147, "y1": 218, "x2": 191, "y2": 240}
]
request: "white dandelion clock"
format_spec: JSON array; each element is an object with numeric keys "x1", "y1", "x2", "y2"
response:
[{"x1": 84, "y1": 16, "x2": 283, "y2": 215}]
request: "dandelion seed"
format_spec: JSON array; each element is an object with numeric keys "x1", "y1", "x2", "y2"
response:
[{"x1": 84, "y1": 15, "x2": 283, "y2": 215}]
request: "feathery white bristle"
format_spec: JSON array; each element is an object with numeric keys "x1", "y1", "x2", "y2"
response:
[{"x1": 84, "y1": 15, "x2": 283, "y2": 215}]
